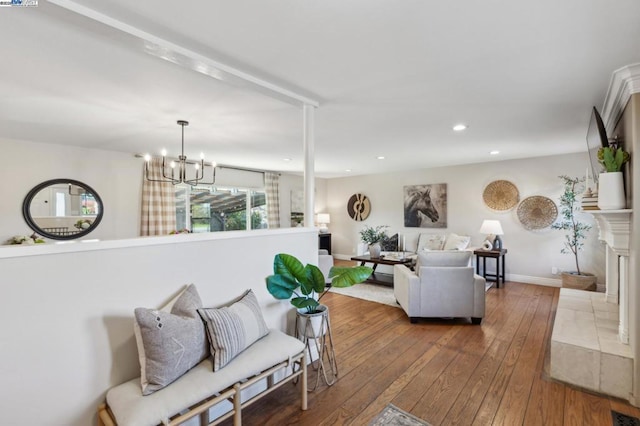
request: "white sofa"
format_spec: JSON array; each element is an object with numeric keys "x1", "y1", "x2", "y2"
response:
[{"x1": 393, "y1": 250, "x2": 486, "y2": 324}]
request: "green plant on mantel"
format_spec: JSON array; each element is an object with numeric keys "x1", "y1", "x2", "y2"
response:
[
  {"x1": 551, "y1": 175, "x2": 591, "y2": 275},
  {"x1": 266, "y1": 253, "x2": 372, "y2": 314},
  {"x1": 598, "y1": 145, "x2": 629, "y2": 172}
]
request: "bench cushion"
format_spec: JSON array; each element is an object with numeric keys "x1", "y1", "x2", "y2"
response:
[{"x1": 106, "y1": 329, "x2": 304, "y2": 426}]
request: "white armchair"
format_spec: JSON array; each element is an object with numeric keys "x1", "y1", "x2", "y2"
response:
[
  {"x1": 393, "y1": 250, "x2": 485, "y2": 324},
  {"x1": 318, "y1": 249, "x2": 334, "y2": 285}
]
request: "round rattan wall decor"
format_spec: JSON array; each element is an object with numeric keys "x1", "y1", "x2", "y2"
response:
[
  {"x1": 517, "y1": 195, "x2": 558, "y2": 230},
  {"x1": 347, "y1": 193, "x2": 371, "y2": 221},
  {"x1": 483, "y1": 180, "x2": 519, "y2": 211}
]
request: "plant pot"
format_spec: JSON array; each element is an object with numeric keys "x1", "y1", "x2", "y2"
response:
[
  {"x1": 561, "y1": 272, "x2": 597, "y2": 291},
  {"x1": 597, "y1": 172, "x2": 626, "y2": 210},
  {"x1": 296, "y1": 304, "x2": 329, "y2": 338},
  {"x1": 369, "y1": 242, "x2": 381, "y2": 258}
]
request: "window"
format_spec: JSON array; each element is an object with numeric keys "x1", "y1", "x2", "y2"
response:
[{"x1": 175, "y1": 185, "x2": 267, "y2": 232}]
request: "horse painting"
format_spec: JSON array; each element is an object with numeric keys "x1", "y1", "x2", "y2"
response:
[{"x1": 404, "y1": 184, "x2": 447, "y2": 228}]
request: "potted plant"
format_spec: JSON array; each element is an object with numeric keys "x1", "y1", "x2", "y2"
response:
[
  {"x1": 359, "y1": 225, "x2": 389, "y2": 258},
  {"x1": 551, "y1": 175, "x2": 596, "y2": 290},
  {"x1": 266, "y1": 253, "x2": 372, "y2": 337},
  {"x1": 597, "y1": 143, "x2": 630, "y2": 210}
]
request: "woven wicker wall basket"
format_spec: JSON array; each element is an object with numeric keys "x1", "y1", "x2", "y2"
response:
[
  {"x1": 517, "y1": 195, "x2": 558, "y2": 230},
  {"x1": 483, "y1": 180, "x2": 519, "y2": 211}
]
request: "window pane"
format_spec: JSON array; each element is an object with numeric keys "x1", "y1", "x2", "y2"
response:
[{"x1": 251, "y1": 190, "x2": 267, "y2": 229}]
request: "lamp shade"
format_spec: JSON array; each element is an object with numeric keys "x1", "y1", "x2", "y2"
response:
[
  {"x1": 479, "y1": 219, "x2": 503, "y2": 235},
  {"x1": 317, "y1": 213, "x2": 331, "y2": 224}
]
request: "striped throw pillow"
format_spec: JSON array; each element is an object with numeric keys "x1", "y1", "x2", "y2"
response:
[{"x1": 197, "y1": 289, "x2": 269, "y2": 371}]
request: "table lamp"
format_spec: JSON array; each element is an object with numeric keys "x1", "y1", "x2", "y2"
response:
[
  {"x1": 317, "y1": 213, "x2": 331, "y2": 234},
  {"x1": 479, "y1": 219, "x2": 503, "y2": 250}
]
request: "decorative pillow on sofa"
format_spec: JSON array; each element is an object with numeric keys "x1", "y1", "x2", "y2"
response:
[
  {"x1": 443, "y1": 233, "x2": 471, "y2": 250},
  {"x1": 417, "y1": 250, "x2": 472, "y2": 273},
  {"x1": 381, "y1": 233, "x2": 399, "y2": 251},
  {"x1": 134, "y1": 284, "x2": 209, "y2": 395},
  {"x1": 197, "y1": 289, "x2": 269, "y2": 371},
  {"x1": 417, "y1": 233, "x2": 446, "y2": 251}
]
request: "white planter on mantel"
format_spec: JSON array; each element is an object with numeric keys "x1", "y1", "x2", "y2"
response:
[{"x1": 597, "y1": 172, "x2": 626, "y2": 210}]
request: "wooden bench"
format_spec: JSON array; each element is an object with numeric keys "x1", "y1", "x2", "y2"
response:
[{"x1": 98, "y1": 329, "x2": 307, "y2": 426}]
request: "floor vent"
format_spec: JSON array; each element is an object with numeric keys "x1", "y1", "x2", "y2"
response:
[{"x1": 612, "y1": 410, "x2": 640, "y2": 426}]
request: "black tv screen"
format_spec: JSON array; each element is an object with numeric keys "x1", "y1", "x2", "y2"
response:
[{"x1": 586, "y1": 106, "x2": 608, "y2": 186}]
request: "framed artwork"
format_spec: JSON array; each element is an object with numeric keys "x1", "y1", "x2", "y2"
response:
[{"x1": 404, "y1": 184, "x2": 447, "y2": 228}]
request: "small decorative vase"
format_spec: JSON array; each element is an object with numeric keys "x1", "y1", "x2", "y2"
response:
[
  {"x1": 369, "y1": 242, "x2": 381, "y2": 258},
  {"x1": 597, "y1": 172, "x2": 626, "y2": 210}
]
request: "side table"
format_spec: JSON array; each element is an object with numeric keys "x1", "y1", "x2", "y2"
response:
[{"x1": 473, "y1": 249, "x2": 508, "y2": 288}]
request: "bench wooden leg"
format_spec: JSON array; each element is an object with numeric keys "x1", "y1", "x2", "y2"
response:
[
  {"x1": 233, "y1": 383, "x2": 242, "y2": 426},
  {"x1": 301, "y1": 352, "x2": 308, "y2": 410},
  {"x1": 97, "y1": 403, "x2": 115, "y2": 426}
]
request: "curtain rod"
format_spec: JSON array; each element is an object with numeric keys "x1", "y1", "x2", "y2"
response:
[{"x1": 134, "y1": 154, "x2": 281, "y2": 176}]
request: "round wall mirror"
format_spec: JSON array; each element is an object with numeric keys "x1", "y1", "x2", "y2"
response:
[{"x1": 22, "y1": 179, "x2": 104, "y2": 240}]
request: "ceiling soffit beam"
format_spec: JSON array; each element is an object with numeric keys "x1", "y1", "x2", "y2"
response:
[
  {"x1": 47, "y1": 0, "x2": 320, "y2": 108},
  {"x1": 601, "y1": 63, "x2": 640, "y2": 136}
]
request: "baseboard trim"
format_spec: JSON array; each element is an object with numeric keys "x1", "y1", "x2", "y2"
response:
[{"x1": 508, "y1": 274, "x2": 562, "y2": 287}]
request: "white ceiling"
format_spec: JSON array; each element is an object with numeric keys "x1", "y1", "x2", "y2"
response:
[{"x1": 1, "y1": 0, "x2": 640, "y2": 178}]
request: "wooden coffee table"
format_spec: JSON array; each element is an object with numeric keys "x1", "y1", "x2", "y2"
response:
[{"x1": 350, "y1": 254, "x2": 414, "y2": 287}]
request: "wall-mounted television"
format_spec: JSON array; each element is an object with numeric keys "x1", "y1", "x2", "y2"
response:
[{"x1": 586, "y1": 106, "x2": 608, "y2": 186}]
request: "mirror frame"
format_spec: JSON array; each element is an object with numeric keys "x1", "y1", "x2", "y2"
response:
[{"x1": 22, "y1": 178, "x2": 104, "y2": 240}]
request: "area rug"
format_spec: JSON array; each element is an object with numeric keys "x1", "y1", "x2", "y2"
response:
[
  {"x1": 329, "y1": 283, "x2": 399, "y2": 307},
  {"x1": 369, "y1": 404, "x2": 432, "y2": 426}
]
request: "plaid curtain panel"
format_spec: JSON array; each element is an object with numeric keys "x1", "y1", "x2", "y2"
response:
[
  {"x1": 265, "y1": 172, "x2": 280, "y2": 229},
  {"x1": 140, "y1": 158, "x2": 177, "y2": 236}
]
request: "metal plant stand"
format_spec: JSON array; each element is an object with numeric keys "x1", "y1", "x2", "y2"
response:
[{"x1": 294, "y1": 306, "x2": 338, "y2": 390}]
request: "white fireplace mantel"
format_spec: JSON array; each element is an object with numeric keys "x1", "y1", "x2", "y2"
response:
[
  {"x1": 589, "y1": 209, "x2": 632, "y2": 256},
  {"x1": 588, "y1": 209, "x2": 632, "y2": 343}
]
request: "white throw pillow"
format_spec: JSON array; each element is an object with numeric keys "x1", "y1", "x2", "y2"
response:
[
  {"x1": 417, "y1": 233, "x2": 446, "y2": 251},
  {"x1": 443, "y1": 233, "x2": 471, "y2": 250}
]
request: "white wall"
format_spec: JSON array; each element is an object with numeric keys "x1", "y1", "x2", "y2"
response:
[
  {"x1": 0, "y1": 228, "x2": 317, "y2": 426},
  {"x1": 326, "y1": 152, "x2": 605, "y2": 285},
  {"x1": 1, "y1": 138, "x2": 141, "y2": 241}
]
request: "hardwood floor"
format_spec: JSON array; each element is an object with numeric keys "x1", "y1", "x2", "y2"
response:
[{"x1": 228, "y1": 281, "x2": 640, "y2": 425}]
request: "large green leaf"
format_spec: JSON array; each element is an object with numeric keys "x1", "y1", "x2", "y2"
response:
[
  {"x1": 329, "y1": 266, "x2": 373, "y2": 288},
  {"x1": 273, "y1": 253, "x2": 306, "y2": 282},
  {"x1": 291, "y1": 296, "x2": 319, "y2": 311},
  {"x1": 305, "y1": 264, "x2": 327, "y2": 294},
  {"x1": 266, "y1": 274, "x2": 298, "y2": 299}
]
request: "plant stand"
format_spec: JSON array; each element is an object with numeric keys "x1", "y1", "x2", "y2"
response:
[{"x1": 294, "y1": 308, "x2": 338, "y2": 390}]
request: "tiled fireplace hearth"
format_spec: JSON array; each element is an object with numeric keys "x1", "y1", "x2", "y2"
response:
[{"x1": 550, "y1": 209, "x2": 633, "y2": 400}]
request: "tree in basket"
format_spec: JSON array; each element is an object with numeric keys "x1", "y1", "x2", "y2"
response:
[
  {"x1": 359, "y1": 225, "x2": 389, "y2": 258},
  {"x1": 551, "y1": 175, "x2": 596, "y2": 291},
  {"x1": 597, "y1": 144, "x2": 630, "y2": 210}
]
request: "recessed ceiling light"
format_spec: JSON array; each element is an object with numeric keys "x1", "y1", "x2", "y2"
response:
[
  {"x1": 453, "y1": 124, "x2": 468, "y2": 132},
  {"x1": 282, "y1": 158, "x2": 292, "y2": 161},
  {"x1": 490, "y1": 150, "x2": 500, "y2": 155},
  {"x1": 377, "y1": 156, "x2": 385, "y2": 160},
  {"x1": 345, "y1": 169, "x2": 352, "y2": 172}
]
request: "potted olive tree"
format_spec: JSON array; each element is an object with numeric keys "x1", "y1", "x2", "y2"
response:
[
  {"x1": 551, "y1": 175, "x2": 596, "y2": 290},
  {"x1": 359, "y1": 225, "x2": 389, "y2": 258},
  {"x1": 597, "y1": 144, "x2": 630, "y2": 210}
]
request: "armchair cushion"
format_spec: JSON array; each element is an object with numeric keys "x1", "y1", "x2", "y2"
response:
[{"x1": 416, "y1": 250, "x2": 472, "y2": 274}]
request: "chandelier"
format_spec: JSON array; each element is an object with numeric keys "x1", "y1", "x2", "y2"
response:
[{"x1": 144, "y1": 120, "x2": 216, "y2": 186}]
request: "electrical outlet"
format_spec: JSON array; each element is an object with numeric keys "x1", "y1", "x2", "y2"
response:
[{"x1": 552, "y1": 267, "x2": 558, "y2": 275}]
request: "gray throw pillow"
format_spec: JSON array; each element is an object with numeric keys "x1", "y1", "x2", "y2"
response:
[
  {"x1": 198, "y1": 289, "x2": 269, "y2": 371},
  {"x1": 134, "y1": 284, "x2": 209, "y2": 395}
]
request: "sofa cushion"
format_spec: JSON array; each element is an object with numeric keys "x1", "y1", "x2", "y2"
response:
[
  {"x1": 198, "y1": 289, "x2": 269, "y2": 371},
  {"x1": 417, "y1": 233, "x2": 446, "y2": 251},
  {"x1": 134, "y1": 284, "x2": 209, "y2": 395},
  {"x1": 443, "y1": 233, "x2": 471, "y2": 250},
  {"x1": 106, "y1": 329, "x2": 304, "y2": 426},
  {"x1": 417, "y1": 250, "x2": 472, "y2": 273}
]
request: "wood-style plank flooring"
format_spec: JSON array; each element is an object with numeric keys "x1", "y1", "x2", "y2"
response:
[{"x1": 227, "y1": 276, "x2": 640, "y2": 425}]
